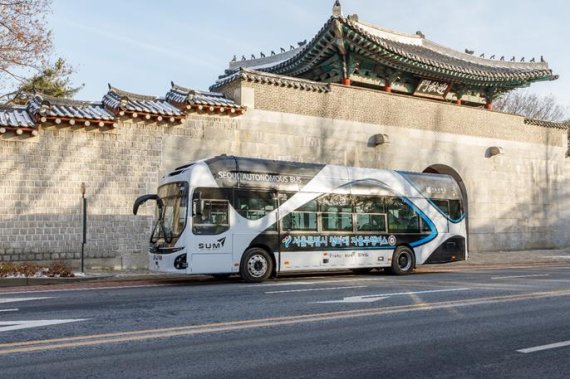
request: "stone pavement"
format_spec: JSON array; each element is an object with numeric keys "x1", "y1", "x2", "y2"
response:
[{"x1": 1, "y1": 248, "x2": 569, "y2": 288}]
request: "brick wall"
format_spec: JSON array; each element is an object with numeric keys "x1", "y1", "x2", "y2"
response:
[{"x1": 1, "y1": 79, "x2": 568, "y2": 268}]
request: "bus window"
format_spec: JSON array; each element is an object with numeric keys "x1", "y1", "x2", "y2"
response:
[
  {"x1": 282, "y1": 199, "x2": 317, "y2": 231},
  {"x1": 431, "y1": 198, "x2": 463, "y2": 221},
  {"x1": 449, "y1": 200, "x2": 463, "y2": 220},
  {"x1": 319, "y1": 194, "x2": 353, "y2": 232},
  {"x1": 354, "y1": 196, "x2": 386, "y2": 232},
  {"x1": 192, "y1": 199, "x2": 230, "y2": 235},
  {"x1": 235, "y1": 190, "x2": 277, "y2": 231},
  {"x1": 386, "y1": 197, "x2": 420, "y2": 233},
  {"x1": 431, "y1": 199, "x2": 449, "y2": 215},
  {"x1": 192, "y1": 187, "x2": 230, "y2": 235}
]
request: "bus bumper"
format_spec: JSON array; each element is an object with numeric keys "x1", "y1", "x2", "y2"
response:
[{"x1": 424, "y1": 236, "x2": 466, "y2": 264}]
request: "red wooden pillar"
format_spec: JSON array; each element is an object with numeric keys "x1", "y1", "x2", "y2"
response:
[
  {"x1": 341, "y1": 78, "x2": 351, "y2": 86},
  {"x1": 384, "y1": 81, "x2": 392, "y2": 93}
]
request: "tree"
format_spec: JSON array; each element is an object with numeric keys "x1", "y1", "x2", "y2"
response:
[
  {"x1": 0, "y1": 0, "x2": 53, "y2": 87},
  {"x1": 13, "y1": 57, "x2": 84, "y2": 101},
  {"x1": 494, "y1": 90, "x2": 568, "y2": 122}
]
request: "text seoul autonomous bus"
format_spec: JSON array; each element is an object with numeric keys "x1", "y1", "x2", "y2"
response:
[{"x1": 133, "y1": 155, "x2": 467, "y2": 282}]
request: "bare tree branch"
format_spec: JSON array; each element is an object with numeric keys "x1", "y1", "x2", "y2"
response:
[
  {"x1": 0, "y1": 0, "x2": 53, "y2": 90},
  {"x1": 495, "y1": 90, "x2": 569, "y2": 122}
]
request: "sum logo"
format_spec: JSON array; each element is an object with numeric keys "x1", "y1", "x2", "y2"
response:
[{"x1": 198, "y1": 237, "x2": 226, "y2": 250}]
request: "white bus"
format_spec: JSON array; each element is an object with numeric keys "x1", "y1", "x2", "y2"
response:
[{"x1": 134, "y1": 155, "x2": 467, "y2": 282}]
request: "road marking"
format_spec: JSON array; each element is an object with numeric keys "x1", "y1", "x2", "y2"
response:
[
  {"x1": 0, "y1": 319, "x2": 87, "y2": 333},
  {"x1": 0, "y1": 297, "x2": 52, "y2": 304},
  {"x1": 0, "y1": 309, "x2": 18, "y2": 313},
  {"x1": 517, "y1": 340, "x2": 570, "y2": 353},
  {"x1": 1, "y1": 289, "x2": 570, "y2": 356},
  {"x1": 314, "y1": 288, "x2": 471, "y2": 304},
  {"x1": 265, "y1": 285, "x2": 367, "y2": 294},
  {"x1": 256, "y1": 278, "x2": 385, "y2": 287},
  {"x1": 0, "y1": 284, "x2": 171, "y2": 296},
  {"x1": 491, "y1": 274, "x2": 550, "y2": 280}
]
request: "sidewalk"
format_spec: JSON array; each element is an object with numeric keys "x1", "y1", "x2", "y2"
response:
[
  {"x1": 461, "y1": 248, "x2": 570, "y2": 266},
  {"x1": 1, "y1": 248, "x2": 569, "y2": 288}
]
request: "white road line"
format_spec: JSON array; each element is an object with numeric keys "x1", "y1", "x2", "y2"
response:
[
  {"x1": 257, "y1": 278, "x2": 385, "y2": 287},
  {"x1": 517, "y1": 340, "x2": 570, "y2": 353},
  {"x1": 0, "y1": 309, "x2": 18, "y2": 313},
  {"x1": 491, "y1": 274, "x2": 550, "y2": 280},
  {"x1": 0, "y1": 297, "x2": 52, "y2": 304},
  {"x1": 0, "y1": 319, "x2": 87, "y2": 333},
  {"x1": 314, "y1": 288, "x2": 471, "y2": 304},
  {"x1": 0, "y1": 284, "x2": 171, "y2": 296},
  {"x1": 265, "y1": 285, "x2": 367, "y2": 294}
]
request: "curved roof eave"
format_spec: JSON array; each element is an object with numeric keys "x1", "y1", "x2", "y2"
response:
[{"x1": 243, "y1": 15, "x2": 557, "y2": 87}]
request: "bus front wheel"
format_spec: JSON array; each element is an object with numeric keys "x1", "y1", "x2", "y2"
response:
[
  {"x1": 240, "y1": 248, "x2": 273, "y2": 283},
  {"x1": 388, "y1": 246, "x2": 415, "y2": 275}
]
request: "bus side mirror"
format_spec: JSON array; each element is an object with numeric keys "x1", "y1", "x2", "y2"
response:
[{"x1": 133, "y1": 194, "x2": 163, "y2": 215}]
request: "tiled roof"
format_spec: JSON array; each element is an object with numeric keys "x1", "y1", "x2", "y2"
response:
[
  {"x1": 103, "y1": 85, "x2": 183, "y2": 121},
  {"x1": 166, "y1": 83, "x2": 244, "y2": 115},
  {"x1": 221, "y1": 15, "x2": 557, "y2": 89},
  {"x1": 211, "y1": 68, "x2": 331, "y2": 93},
  {"x1": 524, "y1": 118, "x2": 569, "y2": 130},
  {"x1": 0, "y1": 107, "x2": 35, "y2": 128},
  {"x1": 344, "y1": 18, "x2": 557, "y2": 85},
  {"x1": 0, "y1": 106, "x2": 37, "y2": 136},
  {"x1": 26, "y1": 94, "x2": 116, "y2": 127}
]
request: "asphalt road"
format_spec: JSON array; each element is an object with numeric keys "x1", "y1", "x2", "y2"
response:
[{"x1": 1, "y1": 264, "x2": 570, "y2": 378}]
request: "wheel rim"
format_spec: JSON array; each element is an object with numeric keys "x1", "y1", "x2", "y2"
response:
[
  {"x1": 247, "y1": 254, "x2": 268, "y2": 278},
  {"x1": 397, "y1": 251, "x2": 412, "y2": 271}
]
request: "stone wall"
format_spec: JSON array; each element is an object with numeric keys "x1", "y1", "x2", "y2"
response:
[{"x1": 1, "y1": 79, "x2": 568, "y2": 269}]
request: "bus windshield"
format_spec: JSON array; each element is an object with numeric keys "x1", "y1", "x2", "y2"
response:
[{"x1": 151, "y1": 182, "x2": 189, "y2": 243}]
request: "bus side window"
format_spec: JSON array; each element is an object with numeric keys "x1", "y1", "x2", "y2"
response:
[
  {"x1": 386, "y1": 197, "x2": 420, "y2": 233},
  {"x1": 354, "y1": 196, "x2": 386, "y2": 232},
  {"x1": 236, "y1": 190, "x2": 277, "y2": 230},
  {"x1": 449, "y1": 200, "x2": 463, "y2": 220},
  {"x1": 319, "y1": 194, "x2": 353, "y2": 232},
  {"x1": 282, "y1": 199, "x2": 317, "y2": 231},
  {"x1": 192, "y1": 199, "x2": 230, "y2": 235},
  {"x1": 431, "y1": 199, "x2": 450, "y2": 215},
  {"x1": 431, "y1": 199, "x2": 463, "y2": 221}
]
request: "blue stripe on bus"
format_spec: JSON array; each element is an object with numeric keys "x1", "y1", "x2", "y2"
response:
[{"x1": 400, "y1": 197, "x2": 438, "y2": 248}]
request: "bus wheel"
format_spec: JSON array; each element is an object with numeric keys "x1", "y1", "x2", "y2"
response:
[
  {"x1": 240, "y1": 248, "x2": 273, "y2": 283},
  {"x1": 389, "y1": 246, "x2": 415, "y2": 275}
]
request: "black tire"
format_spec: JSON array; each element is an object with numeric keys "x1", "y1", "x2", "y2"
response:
[
  {"x1": 240, "y1": 247, "x2": 273, "y2": 283},
  {"x1": 389, "y1": 246, "x2": 415, "y2": 275}
]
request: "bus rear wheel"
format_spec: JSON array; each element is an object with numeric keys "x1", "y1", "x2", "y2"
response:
[
  {"x1": 388, "y1": 246, "x2": 415, "y2": 275},
  {"x1": 240, "y1": 248, "x2": 273, "y2": 283}
]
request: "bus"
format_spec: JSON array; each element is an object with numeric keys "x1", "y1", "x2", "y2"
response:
[{"x1": 133, "y1": 155, "x2": 467, "y2": 282}]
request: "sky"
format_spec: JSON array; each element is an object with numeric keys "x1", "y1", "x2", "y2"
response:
[{"x1": 48, "y1": 0, "x2": 570, "y2": 112}]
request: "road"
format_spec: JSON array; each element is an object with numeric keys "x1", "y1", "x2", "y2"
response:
[{"x1": 1, "y1": 264, "x2": 570, "y2": 378}]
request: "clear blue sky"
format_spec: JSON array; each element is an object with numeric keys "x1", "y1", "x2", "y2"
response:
[{"x1": 49, "y1": 0, "x2": 569, "y2": 111}]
